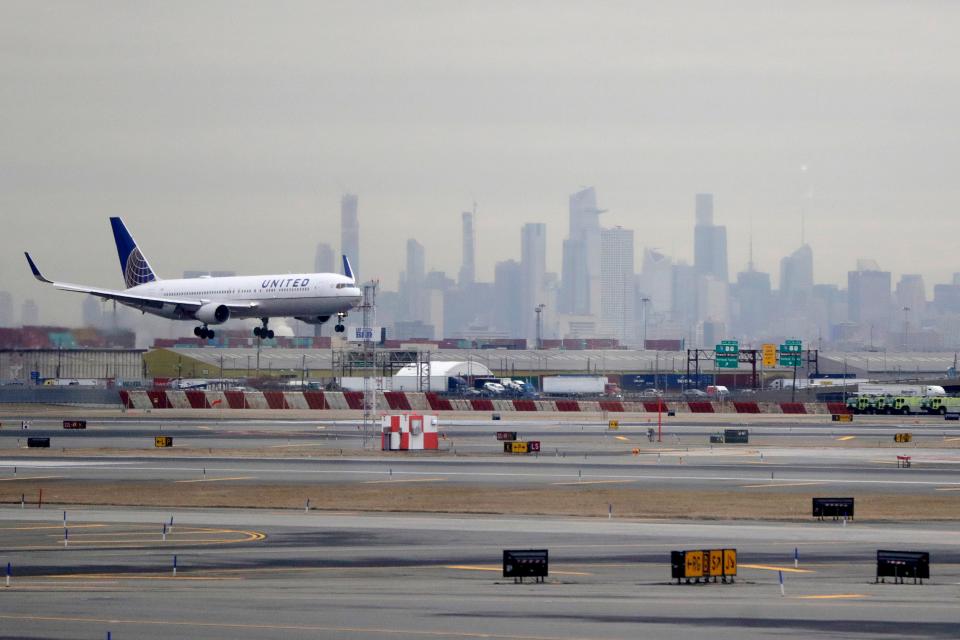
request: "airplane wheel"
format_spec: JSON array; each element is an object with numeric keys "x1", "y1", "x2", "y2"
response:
[
  {"x1": 253, "y1": 327, "x2": 261, "y2": 338},
  {"x1": 267, "y1": 330, "x2": 275, "y2": 339},
  {"x1": 207, "y1": 329, "x2": 215, "y2": 339},
  {"x1": 194, "y1": 327, "x2": 202, "y2": 337}
]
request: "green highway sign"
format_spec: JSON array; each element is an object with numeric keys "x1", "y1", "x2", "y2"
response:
[
  {"x1": 717, "y1": 357, "x2": 739, "y2": 369},
  {"x1": 716, "y1": 340, "x2": 739, "y2": 355}
]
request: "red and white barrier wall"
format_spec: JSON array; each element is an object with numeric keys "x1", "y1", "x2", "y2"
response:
[{"x1": 119, "y1": 390, "x2": 851, "y2": 415}]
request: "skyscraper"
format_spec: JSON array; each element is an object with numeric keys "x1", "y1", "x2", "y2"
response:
[
  {"x1": 848, "y1": 264, "x2": 892, "y2": 328},
  {"x1": 521, "y1": 223, "x2": 547, "y2": 340},
  {"x1": 458, "y1": 210, "x2": 476, "y2": 287},
  {"x1": 0, "y1": 291, "x2": 12, "y2": 328},
  {"x1": 21, "y1": 299, "x2": 39, "y2": 326},
  {"x1": 559, "y1": 187, "x2": 603, "y2": 315},
  {"x1": 600, "y1": 226, "x2": 635, "y2": 343},
  {"x1": 340, "y1": 193, "x2": 359, "y2": 279},
  {"x1": 780, "y1": 244, "x2": 814, "y2": 300},
  {"x1": 693, "y1": 193, "x2": 728, "y2": 282},
  {"x1": 400, "y1": 239, "x2": 426, "y2": 322},
  {"x1": 314, "y1": 242, "x2": 335, "y2": 274},
  {"x1": 494, "y1": 259, "x2": 524, "y2": 337}
]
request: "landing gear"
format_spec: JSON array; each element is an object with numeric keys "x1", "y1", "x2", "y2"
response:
[
  {"x1": 334, "y1": 311, "x2": 346, "y2": 333},
  {"x1": 194, "y1": 325, "x2": 215, "y2": 340},
  {"x1": 253, "y1": 318, "x2": 274, "y2": 340}
]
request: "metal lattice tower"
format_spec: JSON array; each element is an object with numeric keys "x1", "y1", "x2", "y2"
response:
[{"x1": 360, "y1": 282, "x2": 378, "y2": 448}]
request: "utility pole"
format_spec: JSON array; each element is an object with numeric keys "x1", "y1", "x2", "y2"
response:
[{"x1": 360, "y1": 281, "x2": 378, "y2": 449}]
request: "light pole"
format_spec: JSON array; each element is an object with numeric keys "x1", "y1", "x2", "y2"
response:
[
  {"x1": 534, "y1": 304, "x2": 545, "y2": 350},
  {"x1": 902, "y1": 306, "x2": 910, "y2": 352},
  {"x1": 640, "y1": 297, "x2": 651, "y2": 349}
]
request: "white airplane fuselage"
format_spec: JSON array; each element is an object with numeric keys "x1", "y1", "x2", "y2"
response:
[{"x1": 129, "y1": 273, "x2": 362, "y2": 321}]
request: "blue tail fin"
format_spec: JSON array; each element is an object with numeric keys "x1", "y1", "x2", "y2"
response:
[
  {"x1": 110, "y1": 217, "x2": 158, "y2": 288},
  {"x1": 342, "y1": 255, "x2": 355, "y2": 281}
]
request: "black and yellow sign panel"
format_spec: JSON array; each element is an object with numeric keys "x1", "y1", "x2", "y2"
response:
[
  {"x1": 894, "y1": 432, "x2": 913, "y2": 443},
  {"x1": 723, "y1": 548, "x2": 737, "y2": 576},
  {"x1": 608, "y1": 420, "x2": 619, "y2": 430},
  {"x1": 831, "y1": 414, "x2": 853, "y2": 423},
  {"x1": 684, "y1": 550, "x2": 703, "y2": 578},
  {"x1": 154, "y1": 436, "x2": 173, "y2": 448},
  {"x1": 672, "y1": 548, "x2": 736, "y2": 582},
  {"x1": 511, "y1": 441, "x2": 528, "y2": 454}
]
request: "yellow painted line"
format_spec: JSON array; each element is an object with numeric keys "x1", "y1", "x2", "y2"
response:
[
  {"x1": 0, "y1": 475, "x2": 64, "y2": 482},
  {"x1": 0, "y1": 613, "x2": 600, "y2": 638},
  {"x1": 837, "y1": 435, "x2": 856, "y2": 441},
  {"x1": 552, "y1": 480, "x2": 635, "y2": 486},
  {"x1": 268, "y1": 443, "x2": 329, "y2": 448},
  {"x1": 935, "y1": 487, "x2": 960, "y2": 491},
  {"x1": 175, "y1": 476, "x2": 255, "y2": 483},
  {"x1": 740, "y1": 481, "x2": 824, "y2": 489},
  {"x1": 363, "y1": 477, "x2": 447, "y2": 484},
  {"x1": 614, "y1": 436, "x2": 629, "y2": 441},
  {"x1": 796, "y1": 594, "x2": 867, "y2": 600},
  {"x1": 0, "y1": 524, "x2": 105, "y2": 531},
  {"x1": 740, "y1": 564, "x2": 814, "y2": 574},
  {"x1": 445, "y1": 565, "x2": 590, "y2": 576}
]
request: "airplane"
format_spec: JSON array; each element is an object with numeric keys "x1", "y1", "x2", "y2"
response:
[{"x1": 25, "y1": 217, "x2": 363, "y2": 340}]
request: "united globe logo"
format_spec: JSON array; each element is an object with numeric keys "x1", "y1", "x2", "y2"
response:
[{"x1": 123, "y1": 247, "x2": 155, "y2": 288}]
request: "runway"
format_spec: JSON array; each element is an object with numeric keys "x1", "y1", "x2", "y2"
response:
[
  {"x1": 1, "y1": 507, "x2": 958, "y2": 639},
  {"x1": 0, "y1": 411, "x2": 958, "y2": 638}
]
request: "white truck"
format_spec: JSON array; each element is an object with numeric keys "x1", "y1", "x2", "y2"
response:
[
  {"x1": 856, "y1": 383, "x2": 945, "y2": 397},
  {"x1": 542, "y1": 376, "x2": 607, "y2": 395}
]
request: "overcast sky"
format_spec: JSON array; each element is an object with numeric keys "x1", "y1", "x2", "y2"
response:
[{"x1": 3, "y1": 1, "x2": 959, "y2": 324}]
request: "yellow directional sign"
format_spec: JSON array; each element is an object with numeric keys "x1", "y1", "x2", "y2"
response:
[
  {"x1": 608, "y1": 420, "x2": 619, "y2": 430},
  {"x1": 762, "y1": 343, "x2": 777, "y2": 367}
]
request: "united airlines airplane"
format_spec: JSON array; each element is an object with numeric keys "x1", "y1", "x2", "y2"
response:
[{"x1": 25, "y1": 217, "x2": 362, "y2": 339}]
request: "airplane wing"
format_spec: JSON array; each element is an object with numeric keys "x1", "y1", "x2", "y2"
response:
[{"x1": 25, "y1": 252, "x2": 258, "y2": 313}]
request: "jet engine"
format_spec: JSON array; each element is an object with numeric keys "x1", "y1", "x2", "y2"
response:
[{"x1": 194, "y1": 303, "x2": 230, "y2": 324}]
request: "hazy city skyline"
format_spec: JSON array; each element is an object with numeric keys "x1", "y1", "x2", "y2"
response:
[{"x1": 3, "y1": 2, "x2": 960, "y2": 326}]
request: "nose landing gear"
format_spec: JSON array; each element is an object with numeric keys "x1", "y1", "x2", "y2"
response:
[
  {"x1": 194, "y1": 325, "x2": 215, "y2": 340},
  {"x1": 253, "y1": 318, "x2": 274, "y2": 340},
  {"x1": 334, "y1": 312, "x2": 346, "y2": 333}
]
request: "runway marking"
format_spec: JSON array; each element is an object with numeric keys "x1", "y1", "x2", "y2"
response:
[
  {"x1": 268, "y1": 443, "x2": 330, "y2": 448},
  {"x1": 934, "y1": 487, "x2": 960, "y2": 491},
  {"x1": 364, "y1": 477, "x2": 448, "y2": 484},
  {"x1": 3, "y1": 526, "x2": 264, "y2": 550},
  {"x1": 796, "y1": 594, "x2": 867, "y2": 600},
  {"x1": 837, "y1": 436, "x2": 856, "y2": 441},
  {"x1": 552, "y1": 480, "x2": 635, "y2": 486},
  {"x1": 614, "y1": 436, "x2": 630, "y2": 442},
  {"x1": 740, "y1": 564, "x2": 814, "y2": 574},
  {"x1": 175, "y1": 476, "x2": 255, "y2": 483},
  {"x1": 446, "y1": 564, "x2": 591, "y2": 576},
  {"x1": 740, "y1": 481, "x2": 825, "y2": 489},
  {"x1": 0, "y1": 613, "x2": 597, "y2": 639},
  {"x1": 0, "y1": 475, "x2": 64, "y2": 482},
  {"x1": 197, "y1": 426, "x2": 212, "y2": 430},
  {"x1": 0, "y1": 524, "x2": 105, "y2": 531}
]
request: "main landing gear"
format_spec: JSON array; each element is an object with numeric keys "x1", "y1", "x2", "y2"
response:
[
  {"x1": 194, "y1": 325, "x2": 215, "y2": 340},
  {"x1": 334, "y1": 312, "x2": 346, "y2": 333},
  {"x1": 253, "y1": 318, "x2": 275, "y2": 340}
]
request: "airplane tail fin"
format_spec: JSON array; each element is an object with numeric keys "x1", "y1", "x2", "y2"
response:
[
  {"x1": 110, "y1": 217, "x2": 158, "y2": 288},
  {"x1": 342, "y1": 255, "x2": 355, "y2": 282}
]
